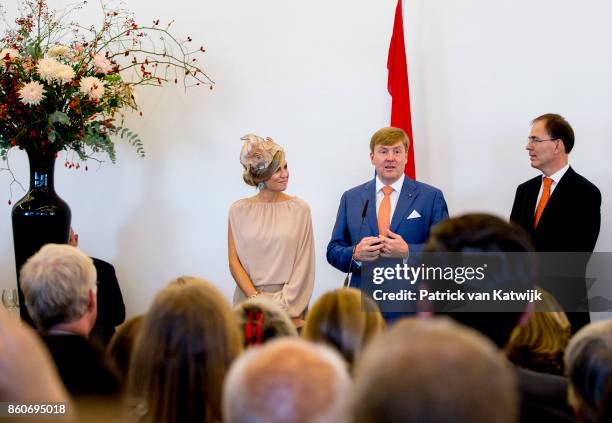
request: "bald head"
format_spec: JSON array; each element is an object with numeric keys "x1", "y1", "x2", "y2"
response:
[
  {"x1": 223, "y1": 338, "x2": 351, "y2": 423},
  {"x1": 352, "y1": 318, "x2": 518, "y2": 423}
]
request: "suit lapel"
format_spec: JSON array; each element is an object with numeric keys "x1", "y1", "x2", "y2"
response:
[
  {"x1": 361, "y1": 180, "x2": 378, "y2": 236},
  {"x1": 524, "y1": 177, "x2": 541, "y2": 226},
  {"x1": 536, "y1": 166, "x2": 575, "y2": 229},
  {"x1": 390, "y1": 177, "x2": 418, "y2": 233}
]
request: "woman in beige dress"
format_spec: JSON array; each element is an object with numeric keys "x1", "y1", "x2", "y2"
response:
[{"x1": 228, "y1": 134, "x2": 315, "y2": 321}]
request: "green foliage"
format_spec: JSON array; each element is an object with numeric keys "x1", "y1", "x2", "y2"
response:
[
  {"x1": 119, "y1": 127, "x2": 145, "y2": 158},
  {"x1": 48, "y1": 111, "x2": 70, "y2": 126}
]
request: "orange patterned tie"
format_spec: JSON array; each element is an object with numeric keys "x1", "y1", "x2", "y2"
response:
[
  {"x1": 378, "y1": 186, "x2": 393, "y2": 236},
  {"x1": 534, "y1": 177, "x2": 553, "y2": 228}
]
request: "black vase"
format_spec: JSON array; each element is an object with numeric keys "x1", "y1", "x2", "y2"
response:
[{"x1": 11, "y1": 148, "x2": 71, "y2": 324}]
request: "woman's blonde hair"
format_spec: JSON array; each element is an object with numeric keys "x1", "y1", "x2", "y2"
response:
[
  {"x1": 302, "y1": 288, "x2": 386, "y2": 371},
  {"x1": 106, "y1": 315, "x2": 144, "y2": 388},
  {"x1": 127, "y1": 278, "x2": 242, "y2": 423},
  {"x1": 505, "y1": 288, "x2": 571, "y2": 375}
]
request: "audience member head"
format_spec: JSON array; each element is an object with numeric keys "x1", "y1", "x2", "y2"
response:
[
  {"x1": 233, "y1": 296, "x2": 297, "y2": 347},
  {"x1": 569, "y1": 339, "x2": 612, "y2": 423},
  {"x1": 106, "y1": 315, "x2": 144, "y2": 387},
  {"x1": 20, "y1": 243, "x2": 97, "y2": 335},
  {"x1": 0, "y1": 308, "x2": 69, "y2": 403},
  {"x1": 167, "y1": 275, "x2": 209, "y2": 287},
  {"x1": 423, "y1": 213, "x2": 535, "y2": 347},
  {"x1": 565, "y1": 320, "x2": 612, "y2": 422},
  {"x1": 128, "y1": 277, "x2": 241, "y2": 423},
  {"x1": 239, "y1": 133, "x2": 285, "y2": 188},
  {"x1": 302, "y1": 288, "x2": 385, "y2": 371},
  {"x1": 506, "y1": 288, "x2": 571, "y2": 375},
  {"x1": 425, "y1": 213, "x2": 534, "y2": 253},
  {"x1": 352, "y1": 318, "x2": 518, "y2": 423},
  {"x1": 566, "y1": 321, "x2": 612, "y2": 372},
  {"x1": 223, "y1": 338, "x2": 351, "y2": 423},
  {"x1": 68, "y1": 227, "x2": 79, "y2": 247}
]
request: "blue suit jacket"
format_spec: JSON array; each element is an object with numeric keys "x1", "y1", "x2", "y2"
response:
[{"x1": 327, "y1": 177, "x2": 449, "y2": 289}]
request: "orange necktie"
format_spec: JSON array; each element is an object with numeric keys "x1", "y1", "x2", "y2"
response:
[
  {"x1": 378, "y1": 186, "x2": 393, "y2": 236},
  {"x1": 534, "y1": 177, "x2": 553, "y2": 228}
]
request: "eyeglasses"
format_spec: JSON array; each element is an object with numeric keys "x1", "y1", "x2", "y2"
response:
[{"x1": 527, "y1": 137, "x2": 559, "y2": 144}]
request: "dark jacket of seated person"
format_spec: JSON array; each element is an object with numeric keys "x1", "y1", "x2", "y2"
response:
[
  {"x1": 90, "y1": 257, "x2": 126, "y2": 347},
  {"x1": 516, "y1": 366, "x2": 576, "y2": 423},
  {"x1": 43, "y1": 333, "x2": 120, "y2": 396},
  {"x1": 68, "y1": 229, "x2": 126, "y2": 347}
]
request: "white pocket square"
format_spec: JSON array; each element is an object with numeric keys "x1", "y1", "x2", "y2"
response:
[{"x1": 407, "y1": 210, "x2": 421, "y2": 219}]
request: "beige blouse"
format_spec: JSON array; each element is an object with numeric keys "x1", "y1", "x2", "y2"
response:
[{"x1": 228, "y1": 197, "x2": 315, "y2": 318}]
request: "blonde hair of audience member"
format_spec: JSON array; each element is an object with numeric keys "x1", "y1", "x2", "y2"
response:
[
  {"x1": 127, "y1": 278, "x2": 241, "y2": 423},
  {"x1": 234, "y1": 296, "x2": 297, "y2": 347},
  {"x1": 20, "y1": 243, "x2": 97, "y2": 333},
  {"x1": 166, "y1": 275, "x2": 205, "y2": 287},
  {"x1": 352, "y1": 318, "x2": 518, "y2": 423},
  {"x1": 223, "y1": 338, "x2": 351, "y2": 423},
  {"x1": 106, "y1": 315, "x2": 144, "y2": 388},
  {"x1": 505, "y1": 288, "x2": 571, "y2": 375},
  {"x1": 302, "y1": 288, "x2": 385, "y2": 371}
]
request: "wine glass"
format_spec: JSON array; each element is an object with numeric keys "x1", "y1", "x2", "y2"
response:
[{"x1": 1, "y1": 288, "x2": 20, "y2": 314}]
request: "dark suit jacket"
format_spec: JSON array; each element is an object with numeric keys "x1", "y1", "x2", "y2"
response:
[
  {"x1": 327, "y1": 176, "x2": 448, "y2": 289},
  {"x1": 510, "y1": 166, "x2": 601, "y2": 332},
  {"x1": 510, "y1": 166, "x2": 600, "y2": 252},
  {"x1": 42, "y1": 333, "x2": 120, "y2": 396},
  {"x1": 90, "y1": 258, "x2": 126, "y2": 347},
  {"x1": 515, "y1": 366, "x2": 576, "y2": 423}
]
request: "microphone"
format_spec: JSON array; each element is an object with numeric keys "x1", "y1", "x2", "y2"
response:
[{"x1": 344, "y1": 199, "x2": 369, "y2": 288}]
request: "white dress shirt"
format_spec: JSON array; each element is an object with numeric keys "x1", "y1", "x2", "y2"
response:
[
  {"x1": 534, "y1": 163, "x2": 569, "y2": 213},
  {"x1": 375, "y1": 174, "x2": 405, "y2": 220}
]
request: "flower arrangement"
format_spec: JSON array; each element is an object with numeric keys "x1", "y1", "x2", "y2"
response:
[{"x1": 0, "y1": 0, "x2": 212, "y2": 168}]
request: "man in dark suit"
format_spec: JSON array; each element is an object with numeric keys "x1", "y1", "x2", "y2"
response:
[
  {"x1": 20, "y1": 244, "x2": 120, "y2": 396},
  {"x1": 69, "y1": 228, "x2": 126, "y2": 347},
  {"x1": 327, "y1": 127, "x2": 448, "y2": 293},
  {"x1": 511, "y1": 113, "x2": 601, "y2": 332}
]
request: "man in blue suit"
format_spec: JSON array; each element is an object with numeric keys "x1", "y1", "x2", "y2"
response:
[{"x1": 327, "y1": 127, "x2": 449, "y2": 290}]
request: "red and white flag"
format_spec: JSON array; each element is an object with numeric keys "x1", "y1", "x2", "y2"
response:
[{"x1": 387, "y1": 0, "x2": 415, "y2": 179}]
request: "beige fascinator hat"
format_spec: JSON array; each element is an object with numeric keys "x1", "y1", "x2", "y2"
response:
[{"x1": 240, "y1": 133, "x2": 285, "y2": 187}]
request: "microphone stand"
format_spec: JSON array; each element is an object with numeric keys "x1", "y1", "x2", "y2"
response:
[{"x1": 344, "y1": 199, "x2": 369, "y2": 288}]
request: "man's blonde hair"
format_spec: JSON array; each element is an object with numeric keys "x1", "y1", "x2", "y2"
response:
[{"x1": 369, "y1": 127, "x2": 409, "y2": 153}]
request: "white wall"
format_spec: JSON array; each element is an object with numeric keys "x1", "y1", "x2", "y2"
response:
[{"x1": 1, "y1": 0, "x2": 610, "y2": 319}]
